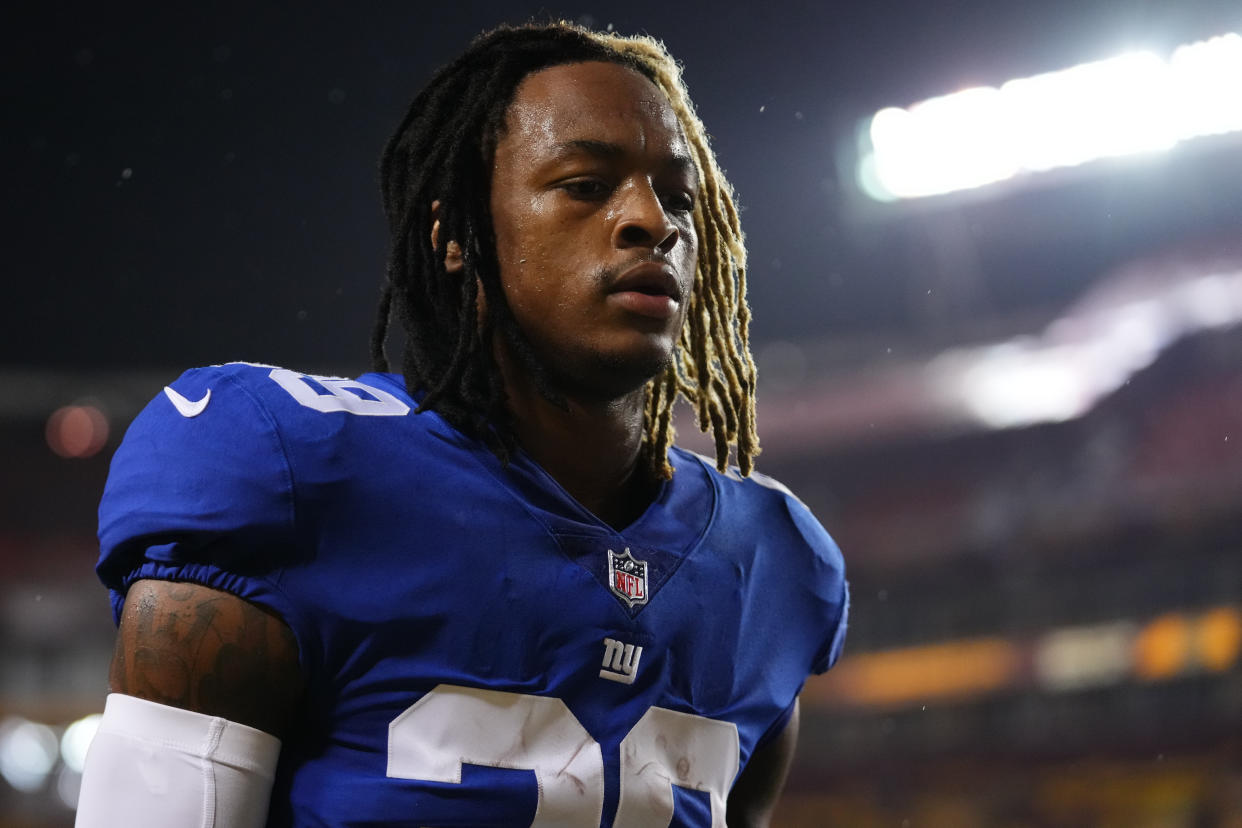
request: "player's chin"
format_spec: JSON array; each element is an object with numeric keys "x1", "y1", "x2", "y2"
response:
[
  {"x1": 534, "y1": 333, "x2": 672, "y2": 400},
  {"x1": 601, "y1": 337, "x2": 677, "y2": 385}
]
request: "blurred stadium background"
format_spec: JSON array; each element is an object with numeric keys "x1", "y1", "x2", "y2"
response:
[{"x1": 5, "y1": 1, "x2": 1241, "y2": 825}]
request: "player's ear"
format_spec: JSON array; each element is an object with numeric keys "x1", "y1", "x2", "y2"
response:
[{"x1": 429, "y1": 200, "x2": 464, "y2": 274}]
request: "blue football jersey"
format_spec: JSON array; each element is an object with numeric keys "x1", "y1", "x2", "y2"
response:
[{"x1": 97, "y1": 362, "x2": 849, "y2": 828}]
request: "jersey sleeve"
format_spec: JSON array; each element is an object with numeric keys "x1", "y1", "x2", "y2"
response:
[
  {"x1": 780, "y1": 489, "x2": 850, "y2": 675},
  {"x1": 96, "y1": 365, "x2": 301, "y2": 630},
  {"x1": 814, "y1": 572, "x2": 850, "y2": 674}
]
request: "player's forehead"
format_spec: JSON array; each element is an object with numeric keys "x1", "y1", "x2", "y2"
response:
[{"x1": 500, "y1": 60, "x2": 690, "y2": 161}]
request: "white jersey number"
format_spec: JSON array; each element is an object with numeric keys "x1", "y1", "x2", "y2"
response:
[
  {"x1": 386, "y1": 684, "x2": 739, "y2": 827},
  {"x1": 268, "y1": 368, "x2": 409, "y2": 416},
  {"x1": 615, "y1": 706, "x2": 739, "y2": 827}
]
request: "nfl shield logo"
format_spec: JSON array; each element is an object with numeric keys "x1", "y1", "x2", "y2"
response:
[{"x1": 607, "y1": 548, "x2": 649, "y2": 608}]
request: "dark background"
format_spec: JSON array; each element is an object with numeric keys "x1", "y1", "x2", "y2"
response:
[{"x1": 9, "y1": 0, "x2": 1240, "y2": 372}]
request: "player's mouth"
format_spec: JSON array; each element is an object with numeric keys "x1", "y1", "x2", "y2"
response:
[{"x1": 607, "y1": 262, "x2": 682, "y2": 320}]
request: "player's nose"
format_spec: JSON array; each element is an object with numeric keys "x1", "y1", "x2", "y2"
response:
[{"x1": 613, "y1": 182, "x2": 679, "y2": 254}]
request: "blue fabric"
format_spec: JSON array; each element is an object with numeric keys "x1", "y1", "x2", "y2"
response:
[{"x1": 97, "y1": 362, "x2": 849, "y2": 827}]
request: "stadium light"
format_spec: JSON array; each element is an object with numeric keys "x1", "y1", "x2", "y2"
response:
[
  {"x1": 933, "y1": 268, "x2": 1242, "y2": 430},
  {"x1": 59, "y1": 715, "x2": 101, "y2": 774},
  {"x1": 0, "y1": 717, "x2": 58, "y2": 793},
  {"x1": 803, "y1": 604, "x2": 1241, "y2": 710},
  {"x1": 859, "y1": 32, "x2": 1242, "y2": 200}
]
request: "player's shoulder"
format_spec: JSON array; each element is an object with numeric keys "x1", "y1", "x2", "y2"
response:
[
  {"x1": 166, "y1": 361, "x2": 411, "y2": 412},
  {"x1": 673, "y1": 446, "x2": 804, "y2": 509},
  {"x1": 153, "y1": 361, "x2": 417, "y2": 435},
  {"x1": 114, "y1": 362, "x2": 430, "y2": 494},
  {"x1": 675, "y1": 447, "x2": 842, "y2": 561},
  {"x1": 152, "y1": 361, "x2": 273, "y2": 424},
  {"x1": 102, "y1": 362, "x2": 422, "y2": 549}
]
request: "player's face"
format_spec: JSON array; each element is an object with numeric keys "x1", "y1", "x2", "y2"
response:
[{"x1": 489, "y1": 60, "x2": 699, "y2": 399}]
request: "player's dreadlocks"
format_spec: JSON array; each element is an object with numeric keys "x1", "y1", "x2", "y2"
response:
[{"x1": 372, "y1": 21, "x2": 759, "y2": 477}]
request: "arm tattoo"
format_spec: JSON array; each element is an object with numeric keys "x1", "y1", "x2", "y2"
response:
[{"x1": 111, "y1": 580, "x2": 303, "y2": 736}]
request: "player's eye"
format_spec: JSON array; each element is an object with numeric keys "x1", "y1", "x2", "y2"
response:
[
  {"x1": 662, "y1": 190, "x2": 696, "y2": 214},
  {"x1": 560, "y1": 178, "x2": 611, "y2": 200}
]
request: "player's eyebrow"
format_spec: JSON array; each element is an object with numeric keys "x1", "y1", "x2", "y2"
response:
[
  {"x1": 552, "y1": 138, "x2": 626, "y2": 160},
  {"x1": 551, "y1": 139, "x2": 698, "y2": 180}
]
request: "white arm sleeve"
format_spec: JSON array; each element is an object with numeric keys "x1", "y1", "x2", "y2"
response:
[{"x1": 75, "y1": 693, "x2": 282, "y2": 828}]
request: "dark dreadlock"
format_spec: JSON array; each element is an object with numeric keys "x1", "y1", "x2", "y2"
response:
[{"x1": 372, "y1": 21, "x2": 759, "y2": 477}]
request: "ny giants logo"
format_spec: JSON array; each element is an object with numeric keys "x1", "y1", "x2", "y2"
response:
[
  {"x1": 599, "y1": 637, "x2": 643, "y2": 684},
  {"x1": 607, "y1": 548, "x2": 649, "y2": 608}
]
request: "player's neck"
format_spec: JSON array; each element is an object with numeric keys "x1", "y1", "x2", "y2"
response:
[{"x1": 503, "y1": 373, "x2": 658, "y2": 531}]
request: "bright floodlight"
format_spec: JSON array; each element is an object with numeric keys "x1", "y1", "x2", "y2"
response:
[
  {"x1": 60, "y1": 714, "x2": 101, "y2": 774},
  {"x1": 0, "y1": 717, "x2": 59, "y2": 793},
  {"x1": 861, "y1": 32, "x2": 1242, "y2": 200}
]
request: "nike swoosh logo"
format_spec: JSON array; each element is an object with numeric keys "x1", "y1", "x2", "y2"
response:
[{"x1": 163, "y1": 386, "x2": 212, "y2": 418}]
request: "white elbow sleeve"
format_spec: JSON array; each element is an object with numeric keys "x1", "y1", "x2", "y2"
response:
[{"x1": 75, "y1": 693, "x2": 281, "y2": 828}]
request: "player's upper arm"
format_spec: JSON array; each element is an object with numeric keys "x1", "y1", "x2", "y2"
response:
[
  {"x1": 110, "y1": 579, "x2": 304, "y2": 737},
  {"x1": 726, "y1": 699, "x2": 800, "y2": 828}
]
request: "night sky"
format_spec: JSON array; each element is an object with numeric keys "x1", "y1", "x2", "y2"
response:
[{"x1": 9, "y1": 0, "x2": 1241, "y2": 374}]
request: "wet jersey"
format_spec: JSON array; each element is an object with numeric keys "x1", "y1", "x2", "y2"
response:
[{"x1": 97, "y1": 362, "x2": 849, "y2": 827}]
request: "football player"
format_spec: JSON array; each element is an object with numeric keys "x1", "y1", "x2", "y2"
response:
[{"x1": 78, "y1": 22, "x2": 848, "y2": 828}]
